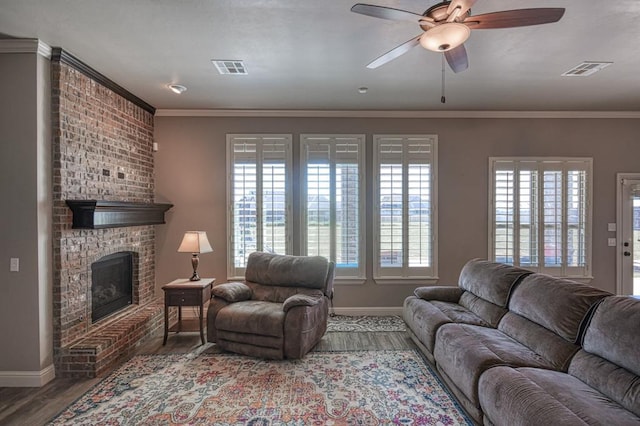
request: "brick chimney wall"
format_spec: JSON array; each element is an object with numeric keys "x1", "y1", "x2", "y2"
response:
[{"x1": 51, "y1": 58, "x2": 161, "y2": 376}]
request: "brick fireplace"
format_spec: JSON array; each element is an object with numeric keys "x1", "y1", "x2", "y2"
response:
[
  {"x1": 91, "y1": 251, "x2": 134, "y2": 323},
  {"x1": 51, "y1": 49, "x2": 165, "y2": 377}
]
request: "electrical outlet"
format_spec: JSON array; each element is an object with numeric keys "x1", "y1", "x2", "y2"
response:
[
  {"x1": 608, "y1": 238, "x2": 617, "y2": 247},
  {"x1": 10, "y1": 258, "x2": 19, "y2": 272},
  {"x1": 608, "y1": 223, "x2": 617, "y2": 232}
]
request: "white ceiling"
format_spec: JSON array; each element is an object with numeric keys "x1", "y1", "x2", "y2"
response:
[{"x1": 1, "y1": 0, "x2": 640, "y2": 111}]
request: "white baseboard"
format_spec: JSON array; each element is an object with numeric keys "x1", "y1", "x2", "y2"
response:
[
  {"x1": 331, "y1": 307, "x2": 403, "y2": 316},
  {"x1": 0, "y1": 364, "x2": 55, "y2": 387},
  {"x1": 180, "y1": 306, "x2": 403, "y2": 317}
]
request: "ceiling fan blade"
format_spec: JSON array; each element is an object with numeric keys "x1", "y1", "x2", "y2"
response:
[
  {"x1": 366, "y1": 34, "x2": 422, "y2": 69},
  {"x1": 351, "y1": 3, "x2": 426, "y2": 23},
  {"x1": 464, "y1": 8, "x2": 565, "y2": 29},
  {"x1": 444, "y1": 44, "x2": 469, "y2": 73},
  {"x1": 447, "y1": 0, "x2": 478, "y2": 17}
]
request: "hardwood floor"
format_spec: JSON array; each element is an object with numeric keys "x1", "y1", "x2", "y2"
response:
[{"x1": 0, "y1": 330, "x2": 416, "y2": 426}]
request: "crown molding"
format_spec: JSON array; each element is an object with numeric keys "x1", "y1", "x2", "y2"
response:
[
  {"x1": 51, "y1": 48, "x2": 155, "y2": 114},
  {"x1": 0, "y1": 39, "x2": 52, "y2": 58},
  {"x1": 154, "y1": 109, "x2": 640, "y2": 119}
]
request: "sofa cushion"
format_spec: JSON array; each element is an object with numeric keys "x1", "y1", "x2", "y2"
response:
[
  {"x1": 568, "y1": 296, "x2": 640, "y2": 417},
  {"x1": 216, "y1": 337, "x2": 284, "y2": 359},
  {"x1": 581, "y1": 296, "x2": 640, "y2": 376},
  {"x1": 282, "y1": 294, "x2": 322, "y2": 311},
  {"x1": 217, "y1": 331, "x2": 283, "y2": 350},
  {"x1": 479, "y1": 366, "x2": 640, "y2": 426},
  {"x1": 434, "y1": 323, "x2": 553, "y2": 407},
  {"x1": 245, "y1": 251, "x2": 330, "y2": 290},
  {"x1": 498, "y1": 312, "x2": 581, "y2": 371},
  {"x1": 458, "y1": 259, "x2": 532, "y2": 308},
  {"x1": 569, "y1": 351, "x2": 640, "y2": 418},
  {"x1": 414, "y1": 286, "x2": 464, "y2": 303},
  {"x1": 458, "y1": 292, "x2": 506, "y2": 327},
  {"x1": 215, "y1": 300, "x2": 285, "y2": 337},
  {"x1": 508, "y1": 274, "x2": 611, "y2": 343},
  {"x1": 429, "y1": 300, "x2": 489, "y2": 327},
  {"x1": 246, "y1": 282, "x2": 323, "y2": 304},
  {"x1": 211, "y1": 282, "x2": 252, "y2": 302},
  {"x1": 403, "y1": 296, "x2": 452, "y2": 356},
  {"x1": 403, "y1": 296, "x2": 489, "y2": 356}
]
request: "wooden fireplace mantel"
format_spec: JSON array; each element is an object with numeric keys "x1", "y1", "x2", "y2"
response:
[{"x1": 65, "y1": 200, "x2": 173, "y2": 229}]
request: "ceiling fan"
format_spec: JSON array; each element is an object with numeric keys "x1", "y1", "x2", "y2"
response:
[{"x1": 351, "y1": 0, "x2": 565, "y2": 73}]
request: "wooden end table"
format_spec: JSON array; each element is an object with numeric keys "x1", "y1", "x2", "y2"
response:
[{"x1": 162, "y1": 278, "x2": 215, "y2": 345}]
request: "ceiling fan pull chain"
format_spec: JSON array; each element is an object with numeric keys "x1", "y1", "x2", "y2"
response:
[{"x1": 441, "y1": 54, "x2": 446, "y2": 104}]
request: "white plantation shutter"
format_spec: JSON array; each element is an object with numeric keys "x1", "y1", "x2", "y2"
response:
[
  {"x1": 489, "y1": 158, "x2": 592, "y2": 278},
  {"x1": 519, "y1": 168, "x2": 539, "y2": 267},
  {"x1": 373, "y1": 135, "x2": 438, "y2": 281},
  {"x1": 301, "y1": 135, "x2": 365, "y2": 280},
  {"x1": 494, "y1": 168, "x2": 515, "y2": 264},
  {"x1": 227, "y1": 135, "x2": 292, "y2": 278},
  {"x1": 566, "y1": 168, "x2": 588, "y2": 269}
]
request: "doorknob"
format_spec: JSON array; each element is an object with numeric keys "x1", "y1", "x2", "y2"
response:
[{"x1": 624, "y1": 251, "x2": 631, "y2": 256}]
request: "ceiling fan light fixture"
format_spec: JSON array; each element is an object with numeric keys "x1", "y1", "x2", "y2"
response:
[{"x1": 419, "y1": 22, "x2": 470, "y2": 52}]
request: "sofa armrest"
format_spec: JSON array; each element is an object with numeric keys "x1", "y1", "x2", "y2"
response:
[
  {"x1": 211, "y1": 282, "x2": 252, "y2": 302},
  {"x1": 414, "y1": 286, "x2": 464, "y2": 303},
  {"x1": 282, "y1": 294, "x2": 322, "y2": 312}
]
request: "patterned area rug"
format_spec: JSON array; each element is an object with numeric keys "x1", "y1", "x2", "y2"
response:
[
  {"x1": 326, "y1": 315, "x2": 406, "y2": 332},
  {"x1": 49, "y1": 350, "x2": 471, "y2": 425}
]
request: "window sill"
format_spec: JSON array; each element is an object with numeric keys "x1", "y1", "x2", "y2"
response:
[
  {"x1": 517, "y1": 267, "x2": 593, "y2": 284},
  {"x1": 556, "y1": 276, "x2": 593, "y2": 284},
  {"x1": 334, "y1": 278, "x2": 367, "y2": 286},
  {"x1": 374, "y1": 277, "x2": 439, "y2": 285}
]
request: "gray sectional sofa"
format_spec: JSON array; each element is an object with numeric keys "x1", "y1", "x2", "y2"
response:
[{"x1": 403, "y1": 259, "x2": 640, "y2": 425}]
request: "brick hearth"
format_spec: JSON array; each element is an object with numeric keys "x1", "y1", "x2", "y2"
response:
[
  {"x1": 51, "y1": 51, "x2": 163, "y2": 377},
  {"x1": 57, "y1": 302, "x2": 164, "y2": 377}
]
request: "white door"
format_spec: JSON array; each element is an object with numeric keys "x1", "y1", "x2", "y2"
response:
[{"x1": 617, "y1": 174, "x2": 640, "y2": 296}]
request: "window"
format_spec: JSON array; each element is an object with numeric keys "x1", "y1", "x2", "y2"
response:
[
  {"x1": 227, "y1": 134, "x2": 292, "y2": 278},
  {"x1": 489, "y1": 157, "x2": 592, "y2": 278},
  {"x1": 373, "y1": 135, "x2": 438, "y2": 282},
  {"x1": 301, "y1": 135, "x2": 366, "y2": 281}
]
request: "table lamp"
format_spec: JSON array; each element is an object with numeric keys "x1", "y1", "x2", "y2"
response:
[{"x1": 177, "y1": 231, "x2": 213, "y2": 281}]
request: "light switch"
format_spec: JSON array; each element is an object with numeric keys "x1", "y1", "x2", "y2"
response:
[
  {"x1": 608, "y1": 223, "x2": 617, "y2": 232},
  {"x1": 608, "y1": 238, "x2": 617, "y2": 247},
  {"x1": 10, "y1": 258, "x2": 19, "y2": 272}
]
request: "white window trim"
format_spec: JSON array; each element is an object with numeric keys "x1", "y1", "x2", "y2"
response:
[
  {"x1": 226, "y1": 134, "x2": 293, "y2": 280},
  {"x1": 488, "y1": 157, "x2": 593, "y2": 279},
  {"x1": 372, "y1": 134, "x2": 438, "y2": 283},
  {"x1": 300, "y1": 134, "x2": 366, "y2": 281}
]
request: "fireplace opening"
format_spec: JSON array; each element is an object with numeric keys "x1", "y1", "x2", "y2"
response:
[{"x1": 91, "y1": 252, "x2": 133, "y2": 323}]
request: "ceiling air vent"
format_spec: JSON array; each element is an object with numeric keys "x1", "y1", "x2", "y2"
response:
[
  {"x1": 212, "y1": 60, "x2": 247, "y2": 75},
  {"x1": 562, "y1": 61, "x2": 612, "y2": 77}
]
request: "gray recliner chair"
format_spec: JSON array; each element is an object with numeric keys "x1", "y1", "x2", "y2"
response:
[{"x1": 207, "y1": 251, "x2": 335, "y2": 359}]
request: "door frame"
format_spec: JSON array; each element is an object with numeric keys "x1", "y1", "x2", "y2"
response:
[{"x1": 616, "y1": 173, "x2": 640, "y2": 295}]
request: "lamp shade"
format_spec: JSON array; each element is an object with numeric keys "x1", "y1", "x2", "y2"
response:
[{"x1": 177, "y1": 231, "x2": 213, "y2": 254}]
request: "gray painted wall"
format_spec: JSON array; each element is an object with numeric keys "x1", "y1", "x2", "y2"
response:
[
  {"x1": 0, "y1": 49, "x2": 53, "y2": 380},
  {"x1": 154, "y1": 116, "x2": 640, "y2": 308},
  {"x1": 0, "y1": 46, "x2": 637, "y2": 381}
]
